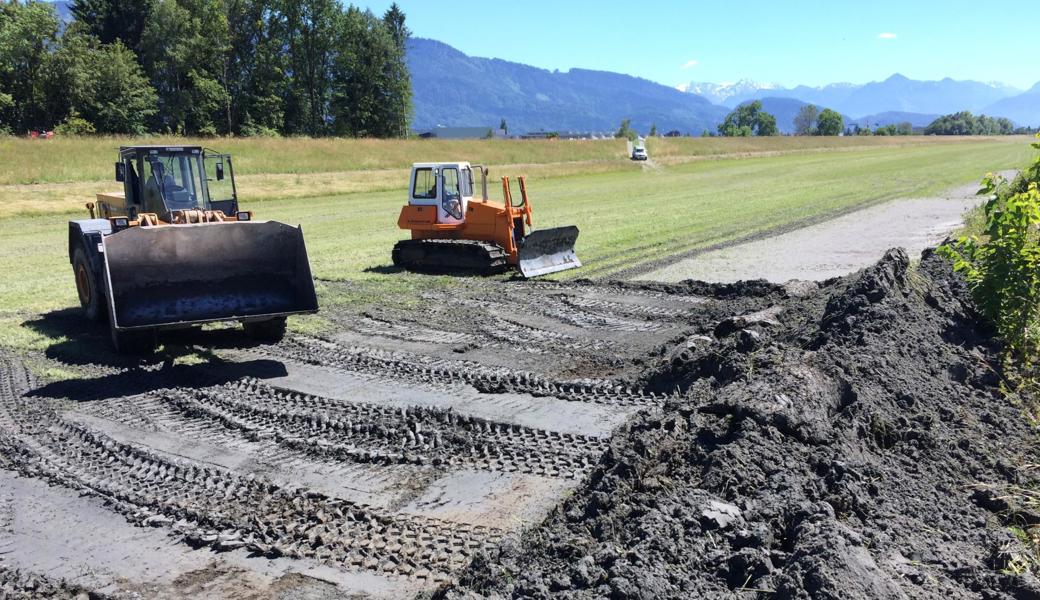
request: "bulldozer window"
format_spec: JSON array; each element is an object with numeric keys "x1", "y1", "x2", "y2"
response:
[
  {"x1": 442, "y1": 168, "x2": 460, "y2": 200},
  {"x1": 461, "y1": 168, "x2": 473, "y2": 197},
  {"x1": 413, "y1": 168, "x2": 437, "y2": 199}
]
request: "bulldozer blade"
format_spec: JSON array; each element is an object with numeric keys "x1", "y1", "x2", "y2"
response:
[
  {"x1": 102, "y1": 221, "x2": 318, "y2": 331},
  {"x1": 518, "y1": 226, "x2": 581, "y2": 278}
]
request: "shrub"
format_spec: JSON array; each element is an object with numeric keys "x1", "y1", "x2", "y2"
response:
[
  {"x1": 54, "y1": 113, "x2": 97, "y2": 136},
  {"x1": 940, "y1": 135, "x2": 1040, "y2": 355}
]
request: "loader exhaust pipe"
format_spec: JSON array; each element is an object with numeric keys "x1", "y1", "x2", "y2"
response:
[{"x1": 102, "y1": 221, "x2": 318, "y2": 330}]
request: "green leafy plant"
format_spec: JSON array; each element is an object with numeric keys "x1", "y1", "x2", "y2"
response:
[{"x1": 939, "y1": 135, "x2": 1040, "y2": 355}]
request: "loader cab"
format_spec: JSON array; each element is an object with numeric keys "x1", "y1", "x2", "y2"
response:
[
  {"x1": 409, "y1": 162, "x2": 481, "y2": 225},
  {"x1": 114, "y1": 146, "x2": 238, "y2": 220}
]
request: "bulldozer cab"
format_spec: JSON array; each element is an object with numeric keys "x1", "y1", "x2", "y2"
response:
[
  {"x1": 409, "y1": 162, "x2": 484, "y2": 225},
  {"x1": 115, "y1": 146, "x2": 238, "y2": 220}
]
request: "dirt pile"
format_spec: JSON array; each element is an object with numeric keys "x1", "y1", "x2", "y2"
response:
[{"x1": 441, "y1": 249, "x2": 1040, "y2": 599}]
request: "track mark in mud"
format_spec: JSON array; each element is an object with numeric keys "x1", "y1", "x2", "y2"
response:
[
  {"x1": 263, "y1": 336, "x2": 670, "y2": 407},
  {"x1": 2, "y1": 421, "x2": 504, "y2": 582},
  {"x1": 156, "y1": 378, "x2": 608, "y2": 479},
  {"x1": 0, "y1": 355, "x2": 506, "y2": 583}
]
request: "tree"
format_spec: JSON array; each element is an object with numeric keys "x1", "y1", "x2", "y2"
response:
[
  {"x1": 0, "y1": 2, "x2": 62, "y2": 131},
  {"x1": 48, "y1": 32, "x2": 157, "y2": 133},
  {"x1": 718, "y1": 101, "x2": 778, "y2": 137},
  {"x1": 925, "y1": 111, "x2": 1016, "y2": 136},
  {"x1": 649, "y1": 123, "x2": 657, "y2": 137},
  {"x1": 331, "y1": 6, "x2": 410, "y2": 137},
  {"x1": 139, "y1": 0, "x2": 230, "y2": 135},
  {"x1": 793, "y1": 104, "x2": 818, "y2": 135},
  {"x1": 816, "y1": 108, "x2": 844, "y2": 136},
  {"x1": 500, "y1": 118, "x2": 507, "y2": 135},
  {"x1": 70, "y1": 0, "x2": 154, "y2": 54},
  {"x1": 615, "y1": 118, "x2": 636, "y2": 141},
  {"x1": 382, "y1": 2, "x2": 408, "y2": 48}
]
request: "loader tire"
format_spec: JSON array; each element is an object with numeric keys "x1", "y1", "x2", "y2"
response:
[
  {"x1": 73, "y1": 247, "x2": 104, "y2": 322},
  {"x1": 244, "y1": 317, "x2": 287, "y2": 343},
  {"x1": 110, "y1": 327, "x2": 156, "y2": 354}
]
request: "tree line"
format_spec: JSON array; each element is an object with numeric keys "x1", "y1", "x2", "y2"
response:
[
  {"x1": 924, "y1": 111, "x2": 1031, "y2": 136},
  {"x1": 0, "y1": 0, "x2": 412, "y2": 137}
]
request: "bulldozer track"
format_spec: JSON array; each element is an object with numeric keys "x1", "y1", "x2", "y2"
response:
[
  {"x1": 392, "y1": 239, "x2": 508, "y2": 275},
  {"x1": 151, "y1": 378, "x2": 608, "y2": 479},
  {"x1": 266, "y1": 336, "x2": 669, "y2": 407},
  {"x1": 0, "y1": 353, "x2": 507, "y2": 582},
  {"x1": 1, "y1": 419, "x2": 504, "y2": 582}
]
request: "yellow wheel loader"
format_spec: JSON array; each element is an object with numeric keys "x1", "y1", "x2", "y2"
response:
[
  {"x1": 393, "y1": 162, "x2": 581, "y2": 277},
  {"x1": 69, "y1": 146, "x2": 318, "y2": 351}
]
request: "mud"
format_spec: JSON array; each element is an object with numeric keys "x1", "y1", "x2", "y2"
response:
[
  {"x1": 0, "y1": 277, "x2": 774, "y2": 597},
  {"x1": 3, "y1": 246, "x2": 1037, "y2": 598},
  {"x1": 443, "y1": 249, "x2": 1040, "y2": 599}
]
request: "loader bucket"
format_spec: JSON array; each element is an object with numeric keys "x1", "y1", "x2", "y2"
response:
[
  {"x1": 102, "y1": 221, "x2": 318, "y2": 331},
  {"x1": 518, "y1": 225, "x2": 582, "y2": 278}
]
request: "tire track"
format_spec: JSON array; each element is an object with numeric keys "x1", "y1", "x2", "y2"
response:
[
  {"x1": 263, "y1": 336, "x2": 668, "y2": 407},
  {"x1": 0, "y1": 354, "x2": 506, "y2": 582},
  {"x1": 156, "y1": 378, "x2": 607, "y2": 479}
]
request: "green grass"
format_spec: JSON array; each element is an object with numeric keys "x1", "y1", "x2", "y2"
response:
[
  {"x1": 0, "y1": 135, "x2": 1031, "y2": 356},
  {"x1": 0, "y1": 134, "x2": 1004, "y2": 185}
]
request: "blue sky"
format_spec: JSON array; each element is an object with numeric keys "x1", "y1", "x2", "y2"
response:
[{"x1": 366, "y1": 0, "x2": 1037, "y2": 90}]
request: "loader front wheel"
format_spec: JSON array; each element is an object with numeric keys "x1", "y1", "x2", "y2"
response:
[
  {"x1": 243, "y1": 317, "x2": 287, "y2": 343},
  {"x1": 73, "y1": 248, "x2": 104, "y2": 322}
]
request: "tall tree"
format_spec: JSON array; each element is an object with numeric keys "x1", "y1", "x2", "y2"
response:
[
  {"x1": 0, "y1": 1, "x2": 61, "y2": 131},
  {"x1": 816, "y1": 108, "x2": 844, "y2": 136},
  {"x1": 70, "y1": 0, "x2": 154, "y2": 54},
  {"x1": 379, "y1": 2, "x2": 411, "y2": 137},
  {"x1": 382, "y1": 2, "x2": 408, "y2": 48},
  {"x1": 793, "y1": 104, "x2": 819, "y2": 135},
  {"x1": 47, "y1": 30, "x2": 157, "y2": 133},
  {"x1": 280, "y1": 0, "x2": 339, "y2": 135},
  {"x1": 139, "y1": 0, "x2": 230, "y2": 134},
  {"x1": 225, "y1": 0, "x2": 287, "y2": 135}
]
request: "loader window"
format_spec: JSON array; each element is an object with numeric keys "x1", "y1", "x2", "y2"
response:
[
  {"x1": 144, "y1": 153, "x2": 208, "y2": 212},
  {"x1": 413, "y1": 168, "x2": 437, "y2": 199}
]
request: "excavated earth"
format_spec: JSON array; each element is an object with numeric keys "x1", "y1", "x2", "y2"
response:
[
  {"x1": 1, "y1": 249, "x2": 1038, "y2": 598},
  {"x1": 442, "y1": 250, "x2": 1040, "y2": 599}
]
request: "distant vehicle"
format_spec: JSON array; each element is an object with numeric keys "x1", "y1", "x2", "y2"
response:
[{"x1": 631, "y1": 145, "x2": 648, "y2": 161}]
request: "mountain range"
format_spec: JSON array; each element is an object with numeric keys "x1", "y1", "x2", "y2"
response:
[
  {"x1": 407, "y1": 38, "x2": 726, "y2": 134},
  {"x1": 684, "y1": 75, "x2": 1023, "y2": 117},
  {"x1": 409, "y1": 39, "x2": 1040, "y2": 133}
]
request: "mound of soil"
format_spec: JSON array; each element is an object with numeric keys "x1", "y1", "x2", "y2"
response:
[{"x1": 440, "y1": 249, "x2": 1040, "y2": 599}]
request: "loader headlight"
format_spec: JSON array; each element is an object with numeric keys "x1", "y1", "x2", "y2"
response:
[
  {"x1": 236, "y1": 211, "x2": 252, "y2": 221},
  {"x1": 111, "y1": 217, "x2": 129, "y2": 230}
]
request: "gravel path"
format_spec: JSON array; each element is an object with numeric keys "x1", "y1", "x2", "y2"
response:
[{"x1": 637, "y1": 174, "x2": 1011, "y2": 283}]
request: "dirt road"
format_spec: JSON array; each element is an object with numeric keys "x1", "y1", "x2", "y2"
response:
[
  {"x1": 0, "y1": 281, "x2": 774, "y2": 598},
  {"x1": 637, "y1": 175, "x2": 1007, "y2": 283}
]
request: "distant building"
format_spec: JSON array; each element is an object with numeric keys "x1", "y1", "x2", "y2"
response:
[{"x1": 416, "y1": 126, "x2": 502, "y2": 140}]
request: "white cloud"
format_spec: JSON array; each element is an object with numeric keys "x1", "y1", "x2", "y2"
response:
[
  {"x1": 680, "y1": 59, "x2": 699, "y2": 70},
  {"x1": 877, "y1": 32, "x2": 897, "y2": 39}
]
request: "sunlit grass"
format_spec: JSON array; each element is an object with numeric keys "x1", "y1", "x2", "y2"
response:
[{"x1": 0, "y1": 135, "x2": 1030, "y2": 355}]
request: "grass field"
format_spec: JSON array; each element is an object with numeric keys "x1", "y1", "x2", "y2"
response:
[
  {"x1": 0, "y1": 134, "x2": 1022, "y2": 218},
  {"x1": 0, "y1": 135, "x2": 1032, "y2": 356}
]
